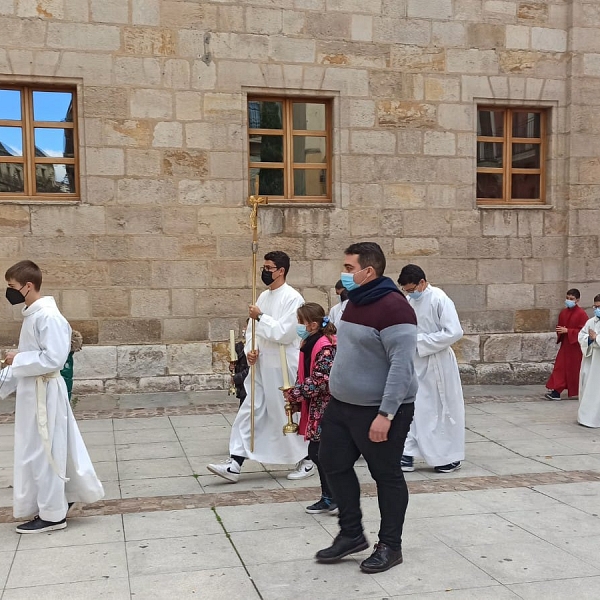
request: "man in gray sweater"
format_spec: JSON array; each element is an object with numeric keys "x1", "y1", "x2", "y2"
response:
[{"x1": 316, "y1": 242, "x2": 418, "y2": 574}]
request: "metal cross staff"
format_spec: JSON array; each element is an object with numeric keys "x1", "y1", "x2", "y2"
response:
[{"x1": 247, "y1": 180, "x2": 267, "y2": 452}]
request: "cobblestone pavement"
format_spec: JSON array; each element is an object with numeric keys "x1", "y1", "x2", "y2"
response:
[{"x1": 1, "y1": 386, "x2": 600, "y2": 599}]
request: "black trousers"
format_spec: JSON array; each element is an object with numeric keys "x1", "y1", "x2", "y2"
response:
[
  {"x1": 308, "y1": 440, "x2": 332, "y2": 500},
  {"x1": 319, "y1": 398, "x2": 414, "y2": 551}
]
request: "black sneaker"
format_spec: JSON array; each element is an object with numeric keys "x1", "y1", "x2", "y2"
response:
[
  {"x1": 315, "y1": 533, "x2": 369, "y2": 563},
  {"x1": 401, "y1": 455, "x2": 414, "y2": 472},
  {"x1": 305, "y1": 498, "x2": 339, "y2": 515},
  {"x1": 16, "y1": 516, "x2": 67, "y2": 534},
  {"x1": 434, "y1": 461, "x2": 461, "y2": 473},
  {"x1": 360, "y1": 542, "x2": 403, "y2": 573},
  {"x1": 545, "y1": 390, "x2": 561, "y2": 400}
]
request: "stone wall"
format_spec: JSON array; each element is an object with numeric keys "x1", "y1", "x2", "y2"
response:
[{"x1": 1, "y1": 0, "x2": 598, "y2": 391}]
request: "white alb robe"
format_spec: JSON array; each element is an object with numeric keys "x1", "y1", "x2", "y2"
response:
[
  {"x1": 229, "y1": 283, "x2": 309, "y2": 464},
  {"x1": 0, "y1": 297, "x2": 104, "y2": 521},
  {"x1": 403, "y1": 285, "x2": 465, "y2": 466},
  {"x1": 329, "y1": 299, "x2": 348, "y2": 329},
  {"x1": 578, "y1": 317, "x2": 600, "y2": 428}
]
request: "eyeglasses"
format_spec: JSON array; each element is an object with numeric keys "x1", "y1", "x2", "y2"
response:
[
  {"x1": 260, "y1": 266, "x2": 279, "y2": 273},
  {"x1": 401, "y1": 286, "x2": 418, "y2": 294}
]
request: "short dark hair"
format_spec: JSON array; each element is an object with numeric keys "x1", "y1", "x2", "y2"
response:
[
  {"x1": 594, "y1": 294, "x2": 600, "y2": 303},
  {"x1": 344, "y1": 242, "x2": 386, "y2": 277},
  {"x1": 335, "y1": 279, "x2": 345, "y2": 291},
  {"x1": 566, "y1": 288, "x2": 580, "y2": 299},
  {"x1": 398, "y1": 264, "x2": 427, "y2": 287},
  {"x1": 5, "y1": 260, "x2": 42, "y2": 291},
  {"x1": 264, "y1": 251, "x2": 290, "y2": 276}
]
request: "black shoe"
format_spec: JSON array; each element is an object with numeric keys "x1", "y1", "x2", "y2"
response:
[
  {"x1": 315, "y1": 533, "x2": 369, "y2": 563},
  {"x1": 68, "y1": 502, "x2": 74, "y2": 512},
  {"x1": 16, "y1": 516, "x2": 67, "y2": 534},
  {"x1": 545, "y1": 390, "x2": 561, "y2": 400},
  {"x1": 305, "y1": 498, "x2": 339, "y2": 515},
  {"x1": 434, "y1": 461, "x2": 462, "y2": 473},
  {"x1": 401, "y1": 455, "x2": 414, "y2": 472},
  {"x1": 360, "y1": 542, "x2": 403, "y2": 573}
]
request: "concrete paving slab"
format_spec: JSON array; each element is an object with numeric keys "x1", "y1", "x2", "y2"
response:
[
  {"x1": 0, "y1": 424, "x2": 13, "y2": 436},
  {"x1": 125, "y1": 534, "x2": 240, "y2": 576},
  {"x1": 129, "y1": 567, "x2": 260, "y2": 600},
  {"x1": 532, "y1": 481, "x2": 600, "y2": 514},
  {"x1": 247, "y1": 558, "x2": 388, "y2": 600},
  {"x1": 2, "y1": 578, "x2": 131, "y2": 600},
  {"x1": 534, "y1": 453, "x2": 600, "y2": 471},
  {"x1": 420, "y1": 461, "x2": 496, "y2": 479},
  {"x1": 80, "y1": 431, "x2": 116, "y2": 447},
  {"x1": 457, "y1": 487, "x2": 563, "y2": 513},
  {"x1": 114, "y1": 428, "x2": 179, "y2": 445},
  {"x1": 456, "y1": 541, "x2": 600, "y2": 585},
  {"x1": 87, "y1": 445, "x2": 117, "y2": 463},
  {"x1": 551, "y1": 535, "x2": 600, "y2": 569},
  {"x1": 551, "y1": 436, "x2": 600, "y2": 453},
  {"x1": 508, "y1": 577, "x2": 600, "y2": 600},
  {"x1": 187, "y1": 455, "x2": 266, "y2": 474},
  {"x1": 469, "y1": 457, "x2": 559, "y2": 476},
  {"x1": 6, "y1": 542, "x2": 128, "y2": 588},
  {"x1": 76, "y1": 419, "x2": 113, "y2": 433},
  {"x1": 123, "y1": 508, "x2": 222, "y2": 541},
  {"x1": 0, "y1": 450, "x2": 12, "y2": 467},
  {"x1": 101, "y1": 480, "x2": 122, "y2": 500},
  {"x1": 113, "y1": 417, "x2": 173, "y2": 431},
  {"x1": 120, "y1": 476, "x2": 201, "y2": 499},
  {"x1": 178, "y1": 437, "x2": 230, "y2": 456},
  {"x1": 169, "y1": 414, "x2": 231, "y2": 428},
  {"x1": 116, "y1": 442, "x2": 185, "y2": 461},
  {"x1": 17, "y1": 515, "x2": 124, "y2": 550},
  {"x1": 459, "y1": 441, "x2": 518, "y2": 460},
  {"x1": 0, "y1": 487, "x2": 13, "y2": 507},
  {"x1": 0, "y1": 437, "x2": 14, "y2": 451},
  {"x1": 387, "y1": 587, "x2": 521, "y2": 599},
  {"x1": 117, "y1": 457, "x2": 193, "y2": 480},
  {"x1": 499, "y1": 438, "x2": 582, "y2": 457},
  {"x1": 94, "y1": 461, "x2": 119, "y2": 482},
  {"x1": 216, "y1": 501, "x2": 313, "y2": 532},
  {"x1": 406, "y1": 491, "x2": 492, "y2": 519},
  {"x1": 173, "y1": 425, "x2": 231, "y2": 440},
  {"x1": 197, "y1": 472, "x2": 282, "y2": 493}
]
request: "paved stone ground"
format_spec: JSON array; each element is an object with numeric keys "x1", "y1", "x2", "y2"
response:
[{"x1": 1, "y1": 386, "x2": 600, "y2": 599}]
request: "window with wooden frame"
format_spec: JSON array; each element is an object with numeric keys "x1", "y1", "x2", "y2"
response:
[
  {"x1": 247, "y1": 98, "x2": 331, "y2": 202},
  {"x1": 476, "y1": 107, "x2": 547, "y2": 205},
  {"x1": 0, "y1": 86, "x2": 78, "y2": 200}
]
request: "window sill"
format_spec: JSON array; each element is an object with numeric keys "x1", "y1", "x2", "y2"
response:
[
  {"x1": 0, "y1": 198, "x2": 80, "y2": 205},
  {"x1": 264, "y1": 202, "x2": 335, "y2": 208},
  {"x1": 477, "y1": 204, "x2": 553, "y2": 210}
]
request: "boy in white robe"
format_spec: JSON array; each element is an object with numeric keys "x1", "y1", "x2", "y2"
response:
[
  {"x1": 397, "y1": 264, "x2": 465, "y2": 473},
  {"x1": 0, "y1": 260, "x2": 104, "y2": 533},
  {"x1": 207, "y1": 251, "x2": 311, "y2": 482},
  {"x1": 577, "y1": 294, "x2": 600, "y2": 428}
]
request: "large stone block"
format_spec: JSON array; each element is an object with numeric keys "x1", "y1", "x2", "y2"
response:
[
  {"x1": 61, "y1": 290, "x2": 92, "y2": 319},
  {"x1": 151, "y1": 261, "x2": 209, "y2": 289},
  {"x1": 305, "y1": 12, "x2": 351, "y2": 40},
  {"x1": 99, "y1": 319, "x2": 162, "y2": 344},
  {"x1": 130, "y1": 89, "x2": 173, "y2": 119},
  {"x1": 521, "y1": 332, "x2": 557, "y2": 362},
  {"x1": 483, "y1": 334, "x2": 522, "y2": 362},
  {"x1": 475, "y1": 363, "x2": 513, "y2": 385},
  {"x1": 73, "y1": 346, "x2": 117, "y2": 380},
  {"x1": 103, "y1": 119, "x2": 153, "y2": 148},
  {"x1": 393, "y1": 237, "x2": 438, "y2": 256},
  {"x1": 180, "y1": 373, "x2": 228, "y2": 391},
  {"x1": 453, "y1": 335, "x2": 481, "y2": 363},
  {"x1": 390, "y1": 46, "x2": 446, "y2": 72},
  {"x1": 168, "y1": 342, "x2": 213, "y2": 375},
  {"x1": 373, "y1": 17, "x2": 430, "y2": 45},
  {"x1": 47, "y1": 22, "x2": 120, "y2": 51},
  {"x1": 123, "y1": 26, "x2": 175, "y2": 55},
  {"x1": 350, "y1": 131, "x2": 396, "y2": 155},
  {"x1": 407, "y1": 0, "x2": 452, "y2": 18},
  {"x1": 447, "y1": 49, "x2": 498, "y2": 73},
  {"x1": 116, "y1": 179, "x2": 176, "y2": 206},
  {"x1": 511, "y1": 361, "x2": 553, "y2": 385},
  {"x1": 208, "y1": 317, "x2": 242, "y2": 342},
  {"x1": 460, "y1": 310, "x2": 514, "y2": 334},
  {"x1": 133, "y1": 0, "x2": 160, "y2": 26},
  {"x1": 531, "y1": 27, "x2": 567, "y2": 53},
  {"x1": 163, "y1": 318, "x2": 208, "y2": 342},
  {"x1": 377, "y1": 101, "x2": 436, "y2": 127},
  {"x1": 138, "y1": 376, "x2": 181, "y2": 392},
  {"x1": 131, "y1": 289, "x2": 171, "y2": 318},
  {"x1": 117, "y1": 345, "x2": 167, "y2": 378},
  {"x1": 0, "y1": 205, "x2": 29, "y2": 236},
  {"x1": 90, "y1": 288, "x2": 130, "y2": 318},
  {"x1": 514, "y1": 308, "x2": 551, "y2": 333},
  {"x1": 126, "y1": 150, "x2": 162, "y2": 177},
  {"x1": 478, "y1": 259, "x2": 523, "y2": 283},
  {"x1": 488, "y1": 284, "x2": 535, "y2": 310},
  {"x1": 90, "y1": 0, "x2": 128, "y2": 23}
]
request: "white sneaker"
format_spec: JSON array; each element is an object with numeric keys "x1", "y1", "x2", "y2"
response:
[
  {"x1": 287, "y1": 459, "x2": 315, "y2": 480},
  {"x1": 207, "y1": 458, "x2": 241, "y2": 483}
]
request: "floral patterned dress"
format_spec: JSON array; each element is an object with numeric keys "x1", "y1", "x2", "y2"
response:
[{"x1": 289, "y1": 343, "x2": 336, "y2": 442}]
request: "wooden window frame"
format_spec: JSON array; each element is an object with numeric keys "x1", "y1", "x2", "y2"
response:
[
  {"x1": 476, "y1": 106, "x2": 547, "y2": 206},
  {"x1": 0, "y1": 85, "x2": 79, "y2": 201},
  {"x1": 247, "y1": 96, "x2": 332, "y2": 203}
]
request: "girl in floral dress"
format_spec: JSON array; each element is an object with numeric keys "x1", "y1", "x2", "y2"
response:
[{"x1": 285, "y1": 302, "x2": 337, "y2": 514}]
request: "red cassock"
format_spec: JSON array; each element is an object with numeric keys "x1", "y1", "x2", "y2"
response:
[{"x1": 546, "y1": 306, "x2": 589, "y2": 397}]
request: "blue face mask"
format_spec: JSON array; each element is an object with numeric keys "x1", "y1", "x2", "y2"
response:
[
  {"x1": 565, "y1": 300, "x2": 576, "y2": 309},
  {"x1": 296, "y1": 324, "x2": 311, "y2": 340},
  {"x1": 409, "y1": 291, "x2": 423, "y2": 300},
  {"x1": 595, "y1": 308, "x2": 600, "y2": 319},
  {"x1": 340, "y1": 272, "x2": 359, "y2": 292}
]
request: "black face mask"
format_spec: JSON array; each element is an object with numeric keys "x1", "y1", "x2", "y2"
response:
[
  {"x1": 6, "y1": 286, "x2": 26, "y2": 305},
  {"x1": 261, "y1": 270, "x2": 274, "y2": 286}
]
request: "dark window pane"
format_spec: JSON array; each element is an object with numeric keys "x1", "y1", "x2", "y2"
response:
[
  {"x1": 294, "y1": 169, "x2": 327, "y2": 196},
  {"x1": 477, "y1": 110, "x2": 504, "y2": 137},
  {"x1": 0, "y1": 162, "x2": 25, "y2": 192},
  {"x1": 293, "y1": 136, "x2": 326, "y2": 164},
  {"x1": 249, "y1": 168, "x2": 284, "y2": 196},
  {"x1": 477, "y1": 142, "x2": 503, "y2": 168},
  {"x1": 32, "y1": 91, "x2": 74, "y2": 122},
  {"x1": 249, "y1": 134, "x2": 283, "y2": 163},
  {"x1": 247, "y1": 100, "x2": 283, "y2": 130},
  {"x1": 477, "y1": 173, "x2": 503, "y2": 199},
  {"x1": 292, "y1": 103, "x2": 326, "y2": 130},
  {"x1": 512, "y1": 143, "x2": 540, "y2": 169},
  {"x1": 0, "y1": 127, "x2": 23, "y2": 156},
  {"x1": 35, "y1": 163, "x2": 76, "y2": 194},
  {"x1": 511, "y1": 174, "x2": 540, "y2": 199},
  {"x1": 34, "y1": 128, "x2": 75, "y2": 159},
  {"x1": 512, "y1": 112, "x2": 541, "y2": 138},
  {"x1": 0, "y1": 89, "x2": 22, "y2": 120}
]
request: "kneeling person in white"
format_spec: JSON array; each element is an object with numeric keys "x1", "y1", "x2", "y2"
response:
[
  {"x1": 207, "y1": 251, "x2": 312, "y2": 482},
  {"x1": 577, "y1": 295, "x2": 600, "y2": 428},
  {"x1": 0, "y1": 261, "x2": 104, "y2": 534}
]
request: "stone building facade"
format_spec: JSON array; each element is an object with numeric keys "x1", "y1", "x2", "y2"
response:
[{"x1": 0, "y1": 0, "x2": 598, "y2": 393}]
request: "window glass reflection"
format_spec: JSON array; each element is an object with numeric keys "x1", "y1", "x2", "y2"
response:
[
  {"x1": 0, "y1": 127, "x2": 23, "y2": 156},
  {"x1": 0, "y1": 89, "x2": 22, "y2": 120},
  {"x1": 512, "y1": 143, "x2": 540, "y2": 169},
  {"x1": 35, "y1": 164, "x2": 76, "y2": 194},
  {"x1": 293, "y1": 137, "x2": 326, "y2": 164},
  {"x1": 249, "y1": 134, "x2": 283, "y2": 163},
  {"x1": 249, "y1": 168, "x2": 284, "y2": 196},
  {"x1": 512, "y1": 174, "x2": 540, "y2": 199},
  {"x1": 33, "y1": 91, "x2": 74, "y2": 122},
  {"x1": 477, "y1": 142, "x2": 503, "y2": 168},
  {"x1": 247, "y1": 101, "x2": 283, "y2": 130},
  {"x1": 292, "y1": 103, "x2": 326, "y2": 130},
  {"x1": 477, "y1": 110, "x2": 504, "y2": 137},
  {"x1": 0, "y1": 163, "x2": 25, "y2": 192},
  {"x1": 477, "y1": 173, "x2": 503, "y2": 199},
  {"x1": 34, "y1": 128, "x2": 75, "y2": 159},
  {"x1": 512, "y1": 112, "x2": 541, "y2": 138},
  {"x1": 294, "y1": 169, "x2": 327, "y2": 196}
]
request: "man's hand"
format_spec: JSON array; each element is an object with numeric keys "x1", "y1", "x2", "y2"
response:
[
  {"x1": 229, "y1": 362, "x2": 235, "y2": 373},
  {"x1": 2, "y1": 351, "x2": 17, "y2": 366},
  {"x1": 589, "y1": 329, "x2": 597, "y2": 341},
  {"x1": 249, "y1": 305, "x2": 262, "y2": 320},
  {"x1": 369, "y1": 414, "x2": 391, "y2": 443},
  {"x1": 556, "y1": 326, "x2": 568, "y2": 335},
  {"x1": 247, "y1": 349, "x2": 259, "y2": 366}
]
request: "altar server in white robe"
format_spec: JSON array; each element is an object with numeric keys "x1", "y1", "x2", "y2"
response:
[
  {"x1": 577, "y1": 294, "x2": 600, "y2": 428},
  {"x1": 397, "y1": 264, "x2": 465, "y2": 473},
  {"x1": 0, "y1": 260, "x2": 104, "y2": 534},
  {"x1": 208, "y1": 251, "x2": 312, "y2": 482}
]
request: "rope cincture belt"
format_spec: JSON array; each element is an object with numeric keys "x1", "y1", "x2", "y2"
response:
[{"x1": 35, "y1": 372, "x2": 69, "y2": 482}]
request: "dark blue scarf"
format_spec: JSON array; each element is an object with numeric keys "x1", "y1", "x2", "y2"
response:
[{"x1": 347, "y1": 276, "x2": 402, "y2": 306}]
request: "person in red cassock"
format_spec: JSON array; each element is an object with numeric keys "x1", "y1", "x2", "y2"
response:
[{"x1": 545, "y1": 288, "x2": 589, "y2": 400}]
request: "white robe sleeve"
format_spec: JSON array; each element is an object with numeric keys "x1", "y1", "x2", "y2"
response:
[
  {"x1": 579, "y1": 318, "x2": 598, "y2": 358},
  {"x1": 10, "y1": 313, "x2": 70, "y2": 377},
  {"x1": 0, "y1": 366, "x2": 17, "y2": 399},
  {"x1": 256, "y1": 294, "x2": 304, "y2": 346},
  {"x1": 417, "y1": 295, "x2": 463, "y2": 358}
]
